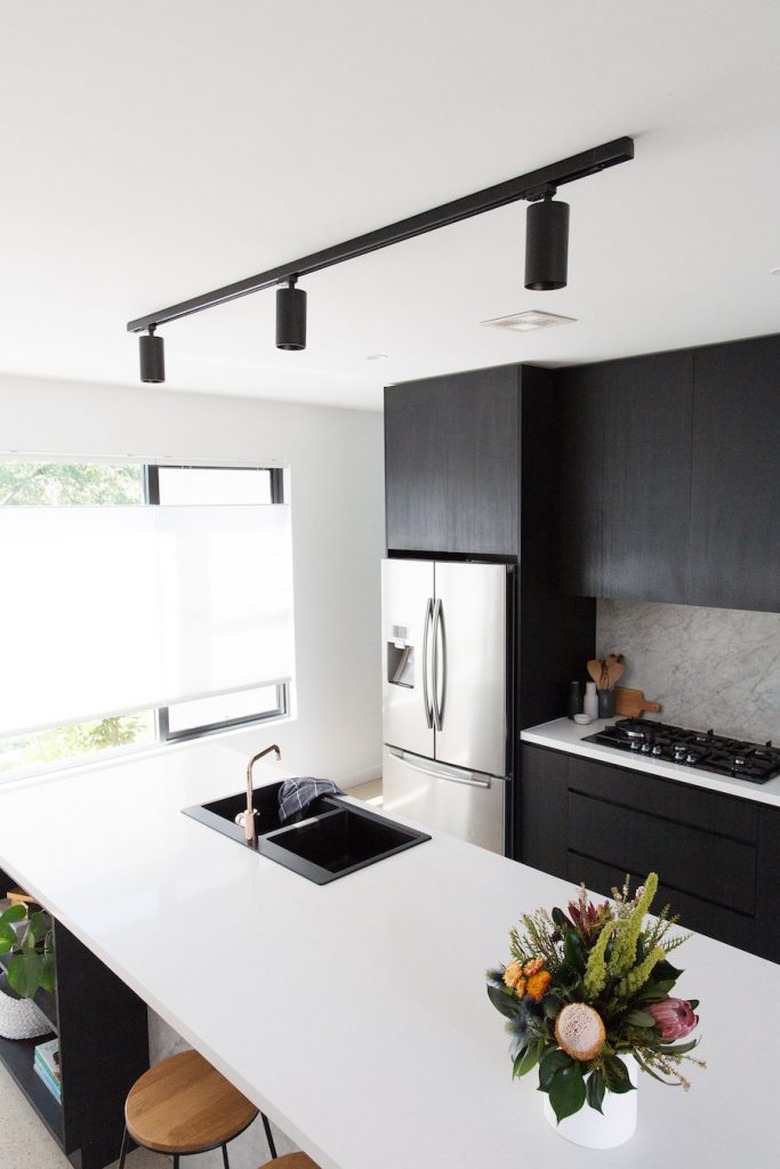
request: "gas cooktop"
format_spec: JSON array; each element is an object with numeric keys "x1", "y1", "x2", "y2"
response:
[{"x1": 583, "y1": 718, "x2": 780, "y2": 784}]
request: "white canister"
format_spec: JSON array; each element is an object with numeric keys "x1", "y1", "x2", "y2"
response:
[{"x1": 584, "y1": 681, "x2": 599, "y2": 720}]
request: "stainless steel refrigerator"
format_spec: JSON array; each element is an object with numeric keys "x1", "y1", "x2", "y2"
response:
[{"x1": 381, "y1": 558, "x2": 512, "y2": 854}]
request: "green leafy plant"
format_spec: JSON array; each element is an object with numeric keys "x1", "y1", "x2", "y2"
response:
[
  {"x1": 0, "y1": 903, "x2": 55, "y2": 999},
  {"x1": 486, "y1": 872, "x2": 704, "y2": 1124}
]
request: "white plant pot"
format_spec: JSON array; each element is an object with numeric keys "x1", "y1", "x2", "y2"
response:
[
  {"x1": 542, "y1": 1057, "x2": 638, "y2": 1149},
  {"x1": 0, "y1": 978, "x2": 52, "y2": 1041}
]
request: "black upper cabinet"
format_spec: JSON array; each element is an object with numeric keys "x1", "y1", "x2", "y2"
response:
[
  {"x1": 557, "y1": 351, "x2": 693, "y2": 603},
  {"x1": 557, "y1": 364, "x2": 605, "y2": 596},
  {"x1": 601, "y1": 352, "x2": 693, "y2": 602},
  {"x1": 689, "y1": 335, "x2": 780, "y2": 612},
  {"x1": 556, "y1": 333, "x2": 780, "y2": 612},
  {"x1": 384, "y1": 365, "x2": 519, "y2": 555},
  {"x1": 384, "y1": 363, "x2": 596, "y2": 741}
]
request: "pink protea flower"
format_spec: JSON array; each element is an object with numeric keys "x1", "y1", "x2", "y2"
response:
[{"x1": 647, "y1": 998, "x2": 699, "y2": 1041}]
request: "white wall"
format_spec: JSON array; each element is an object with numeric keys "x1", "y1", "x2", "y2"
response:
[{"x1": 0, "y1": 374, "x2": 385, "y2": 786}]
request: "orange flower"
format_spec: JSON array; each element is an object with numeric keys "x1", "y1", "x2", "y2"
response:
[
  {"x1": 522, "y1": 957, "x2": 544, "y2": 976},
  {"x1": 503, "y1": 961, "x2": 524, "y2": 990},
  {"x1": 526, "y1": 970, "x2": 552, "y2": 1001}
]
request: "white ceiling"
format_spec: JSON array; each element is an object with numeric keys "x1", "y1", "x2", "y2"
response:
[{"x1": 2, "y1": 1, "x2": 779, "y2": 411}]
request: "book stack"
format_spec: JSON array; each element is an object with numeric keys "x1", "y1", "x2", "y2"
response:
[{"x1": 33, "y1": 1038, "x2": 61, "y2": 1103}]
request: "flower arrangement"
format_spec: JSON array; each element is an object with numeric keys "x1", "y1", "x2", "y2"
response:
[{"x1": 486, "y1": 873, "x2": 704, "y2": 1124}]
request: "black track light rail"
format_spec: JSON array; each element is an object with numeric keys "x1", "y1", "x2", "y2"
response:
[{"x1": 126, "y1": 136, "x2": 633, "y2": 335}]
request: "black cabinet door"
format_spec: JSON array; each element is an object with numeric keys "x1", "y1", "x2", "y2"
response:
[
  {"x1": 600, "y1": 351, "x2": 693, "y2": 602},
  {"x1": 517, "y1": 744, "x2": 569, "y2": 875},
  {"x1": 557, "y1": 351, "x2": 693, "y2": 601},
  {"x1": 556, "y1": 365, "x2": 605, "y2": 595},
  {"x1": 384, "y1": 365, "x2": 519, "y2": 555},
  {"x1": 689, "y1": 334, "x2": 780, "y2": 612},
  {"x1": 517, "y1": 746, "x2": 780, "y2": 962}
]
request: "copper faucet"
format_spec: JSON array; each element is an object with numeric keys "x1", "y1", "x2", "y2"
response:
[{"x1": 244, "y1": 744, "x2": 281, "y2": 847}]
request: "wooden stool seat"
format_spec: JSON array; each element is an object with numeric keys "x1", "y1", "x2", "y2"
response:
[
  {"x1": 118, "y1": 1048, "x2": 276, "y2": 1169},
  {"x1": 125, "y1": 1049, "x2": 257, "y2": 1153},
  {"x1": 263, "y1": 1156, "x2": 322, "y2": 1169}
]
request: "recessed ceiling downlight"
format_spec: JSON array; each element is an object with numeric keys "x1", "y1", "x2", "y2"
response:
[{"x1": 481, "y1": 310, "x2": 578, "y2": 333}]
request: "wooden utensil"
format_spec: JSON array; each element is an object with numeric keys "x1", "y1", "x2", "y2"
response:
[
  {"x1": 614, "y1": 687, "x2": 662, "y2": 718},
  {"x1": 587, "y1": 659, "x2": 603, "y2": 687},
  {"x1": 606, "y1": 653, "x2": 625, "y2": 688}
]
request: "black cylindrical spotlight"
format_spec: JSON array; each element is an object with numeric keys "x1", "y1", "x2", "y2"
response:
[
  {"x1": 276, "y1": 278, "x2": 307, "y2": 350},
  {"x1": 524, "y1": 196, "x2": 570, "y2": 291},
  {"x1": 139, "y1": 328, "x2": 165, "y2": 383}
]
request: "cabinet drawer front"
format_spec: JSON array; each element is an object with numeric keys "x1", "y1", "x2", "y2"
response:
[
  {"x1": 568, "y1": 756, "x2": 759, "y2": 842},
  {"x1": 568, "y1": 789, "x2": 756, "y2": 915},
  {"x1": 568, "y1": 853, "x2": 758, "y2": 954}
]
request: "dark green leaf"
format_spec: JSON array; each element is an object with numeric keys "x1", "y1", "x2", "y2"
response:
[
  {"x1": 586, "y1": 1069, "x2": 606, "y2": 1113},
  {"x1": 486, "y1": 984, "x2": 520, "y2": 1020},
  {"x1": 0, "y1": 923, "x2": 17, "y2": 952},
  {"x1": 653, "y1": 959, "x2": 683, "y2": 982},
  {"x1": 0, "y1": 904, "x2": 26, "y2": 926},
  {"x1": 660, "y1": 1038, "x2": 699, "y2": 1056},
  {"x1": 542, "y1": 993, "x2": 563, "y2": 1019},
  {"x1": 7, "y1": 951, "x2": 44, "y2": 999},
  {"x1": 624, "y1": 1009, "x2": 655, "y2": 1027},
  {"x1": 603, "y1": 1055, "x2": 635, "y2": 1095},
  {"x1": 539, "y1": 1048, "x2": 574, "y2": 1091},
  {"x1": 26, "y1": 912, "x2": 50, "y2": 945},
  {"x1": 40, "y1": 954, "x2": 56, "y2": 994},
  {"x1": 551, "y1": 907, "x2": 568, "y2": 929},
  {"x1": 548, "y1": 1064, "x2": 587, "y2": 1123},
  {"x1": 563, "y1": 929, "x2": 587, "y2": 973},
  {"x1": 647, "y1": 979, "x2": 676, "y2": 996},
  {"x1": 513, "y1": 1038, "x2": 544, "y2": 1078}
]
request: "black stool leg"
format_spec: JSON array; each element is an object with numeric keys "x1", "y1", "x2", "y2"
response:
[
  {"x1": 221, "y1": 1143, "x2": 230, "y2": 1169},
  {"x1": 261, "y1": 1112, "x2": 278, "y2": 1159},
  {"x1": 117, "y1": 1127, "x2": 130, "y2": 1169}
]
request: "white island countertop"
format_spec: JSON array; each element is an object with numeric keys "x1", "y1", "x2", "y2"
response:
[{"x1": 1, "y1": 739, "x2": 779, "y2": 1169}]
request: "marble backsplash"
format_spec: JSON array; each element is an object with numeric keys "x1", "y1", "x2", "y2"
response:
[{"x1": 596, "y1": 600, "x2": 780, "y2": 743}]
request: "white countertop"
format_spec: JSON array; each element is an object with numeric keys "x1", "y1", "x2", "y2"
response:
[
  {"x1": 521, "y1": 717, "x2": 780, "y2": 807},
  {"x1": 1, "y1": 740, "x2": 779, "y2": 1168}
]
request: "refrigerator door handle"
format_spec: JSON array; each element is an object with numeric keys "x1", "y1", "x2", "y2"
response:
[
  {"x1": 432, "y1": 598, "x2": 445, "y2": 732},
  {"x1": 386, "y1": 748, "x2": 495, "y2": 789},
  {"x1": 421, "y1": 597, "x2": 435, "y2": 730}
]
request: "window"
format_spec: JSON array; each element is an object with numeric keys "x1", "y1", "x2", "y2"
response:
[{"x1": 0, "y1": 460, "x2": 294, "y2": 778}]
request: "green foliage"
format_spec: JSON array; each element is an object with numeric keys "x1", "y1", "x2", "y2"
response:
[
  {"x1": 0, "y1": 712, "x2": 155, "y2": 776},
  {"x1": 0, "y1": 461, "x2": 144, "y2": 506},
  {"x1": 0, "y1": 906, "x2": 55, "y2": 999}
]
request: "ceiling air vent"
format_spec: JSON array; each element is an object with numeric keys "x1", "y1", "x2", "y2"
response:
[{"x1": 481, "y1": 310, "x2": 577, "y2": 333}]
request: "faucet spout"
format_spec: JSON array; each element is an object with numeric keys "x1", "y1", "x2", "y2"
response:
[{"x1": 244, "y1": 744, "x2": 282, "y2": 847}]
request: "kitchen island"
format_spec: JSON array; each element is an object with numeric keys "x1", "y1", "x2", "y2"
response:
[{"x1": 0, "y1": 739, "x2": 778, "y2": 1169}]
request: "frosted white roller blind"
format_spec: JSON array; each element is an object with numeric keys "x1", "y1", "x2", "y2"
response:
[{"x1": 0, "y1": 501, "x2": 293, "y2": 737}]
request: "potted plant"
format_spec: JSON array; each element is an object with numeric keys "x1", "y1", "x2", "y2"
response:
[
  {"x1": 0, "y1": 901, "x2": 56, "y2": 1039},
  {"x1": 486, "y1": 872, "x2": 704, "y2": 1148}
]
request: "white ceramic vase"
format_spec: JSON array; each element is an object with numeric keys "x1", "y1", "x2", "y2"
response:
[{"x1": 542, "y1": 1057, "x2": 638, "y2": 1149}]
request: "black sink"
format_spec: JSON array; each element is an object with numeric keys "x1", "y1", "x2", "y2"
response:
[{"x1": 183, "y1": 783, "x2": 430, "y2": 884}]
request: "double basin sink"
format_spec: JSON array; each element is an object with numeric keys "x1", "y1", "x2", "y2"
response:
[{"x1": 183, "y1": 782, "x2": 430, "y2": 884}]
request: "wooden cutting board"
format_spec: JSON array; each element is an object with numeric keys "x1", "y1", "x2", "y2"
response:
[{"x1": 614, "y1": 687, "x2": 662, "y2": 718}]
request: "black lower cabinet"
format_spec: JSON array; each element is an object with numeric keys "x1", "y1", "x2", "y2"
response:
[
  {"x1": 518, "y1": 745, "x2": 780, "y2": 963},
  {"x1": 0, "y1": 870, "x2": 149, "y2": 1169}
]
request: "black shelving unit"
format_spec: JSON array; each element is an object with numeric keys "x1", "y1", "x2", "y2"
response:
[{"x1": 0, "y1": 870, "x2": 149, "y2": 1169}]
